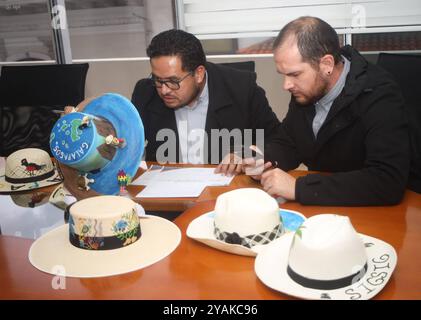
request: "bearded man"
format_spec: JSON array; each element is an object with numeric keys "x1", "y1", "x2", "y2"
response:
[{"x1": 244, "y1": 16, "x2": 410, "y2": 206}]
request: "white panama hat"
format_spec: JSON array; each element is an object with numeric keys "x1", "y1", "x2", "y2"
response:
[
  {"x1": 29, "y1": 195, "x2": 181, "y2": 278},
  {"x1": 187, "y1": 188, "x2": 305, "y2": 256},
  {"x1": 255, "y1": 214, "x2": 397, "y2": 300}
]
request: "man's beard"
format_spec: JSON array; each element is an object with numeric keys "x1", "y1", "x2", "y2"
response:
[
  {"x1": 294, "y1": 72, "x2": 329, "y2": 106},
  {"x1": 183, "y1": 84, "x2": 202, "y2": 107},
  {"x1": 166, "y1": 83, "x2": 202, "y2": 110}
]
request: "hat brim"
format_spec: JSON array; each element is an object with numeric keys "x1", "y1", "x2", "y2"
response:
[
  {"x1": 0, "y1": 169, "x2": 62, "y2": 193},
  {"x1": 255, "y1": 232, "x2": 397, "y2": 300},
  {"x1": 186, "y1": 209, "x2": 306, "y2": 257},
  {"x1": 29, "y1": 215, "x2": 181, "y2": 278},
  {"x1": 59, "y1": 93, "x2": 144, "y2": 196}
]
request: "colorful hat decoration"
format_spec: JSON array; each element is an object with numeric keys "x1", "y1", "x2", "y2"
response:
[{"x1": 50, "y1": 93, "x2": 144, "y2": 196}]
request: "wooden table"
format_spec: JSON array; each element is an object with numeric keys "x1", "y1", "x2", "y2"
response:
[{"x1": 1, "y1": 173, "x2": 420, "y2": 299}]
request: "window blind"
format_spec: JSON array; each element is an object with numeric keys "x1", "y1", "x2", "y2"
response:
[{"x1": 176, "y1": 0, "x2": 421, "y2": 39}]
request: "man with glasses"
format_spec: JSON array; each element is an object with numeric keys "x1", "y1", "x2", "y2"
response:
[
  {"x1": 243, "y1": 16, "x2": 410, "y2": 206},
  {"x1": 131, "y1": 29, "x2": 281, "y2": 175}
]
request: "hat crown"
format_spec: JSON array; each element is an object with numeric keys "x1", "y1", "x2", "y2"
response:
[
  {"x1": 71, "y1": 195, "x2": 134, "y2": 219},
  {"x1": 5, "y1": 148, "x2": 54, "y2": 179},
  {"x1": 50, "y1": 111, "x2": 112, "y2": 173},
  {"x1": 288, "y1": 214, "x2": 367, "y2": 281},
  {"x1": 214, "y1": 188, "x2": 281, "y2": 237},
  {"x1": 70, "y1": 195, "x2": 139, "y2": 240}
]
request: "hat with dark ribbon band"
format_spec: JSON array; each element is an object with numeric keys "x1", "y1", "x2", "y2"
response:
[
  {"x1": 255, "y1": 214, "x2": 397, "y2": 300},
  {"x1": 6, "y1": 169, "x2": 55, "y2": 184},
  {"x1": 187, "y1": 188, "x2": 306, "y2": 256},
  {"x1": 0, "y1": 148, "x2": 62, "y2": 193}
]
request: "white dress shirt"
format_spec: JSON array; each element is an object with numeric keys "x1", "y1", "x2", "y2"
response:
[{"x1": 175, "y1": 73, "x2": 209, "y2": 164}]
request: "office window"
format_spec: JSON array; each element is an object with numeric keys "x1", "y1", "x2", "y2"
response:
[
  {"x1": 177, "y1": 0, "x2": 350, "y2": 39},
  {"x1": 201, "y1": 35, "x2": 346, "y2": 55},
  {"x1": 353, "y1": 31, "x2": 421, "y2": 52},
  {"x1": 0, "y1": 1, "x2": 55, "y2": 62},
  {"x1": 177, "y1": 0, "x2": 421, "y2": 54},
  {"x1": 66, "y1": 0, "x2": 175, "y2": 59}
]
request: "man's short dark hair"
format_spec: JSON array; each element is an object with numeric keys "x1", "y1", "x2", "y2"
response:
[
  {"x1": 273, "y1": 16, "x2": 342, "y2": 67},
  {"x1": 146, "y1": 29, "x2": 206, "y2": 72}
]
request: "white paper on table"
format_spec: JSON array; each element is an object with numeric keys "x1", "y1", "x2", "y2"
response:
[
  {"x1": 160, "y1": 168, "x2": 234, "y2": 186},
  {"x1": 131, "y1": 167, "x2": 234, "y2": 187},
  {"x1": 136, "y1": 181, "x2": 207, "y2": 198},
  {"x1": 131, "y1": 165, "x2": 164, "y2": 185}
]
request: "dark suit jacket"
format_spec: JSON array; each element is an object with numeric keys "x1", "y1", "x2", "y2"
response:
[
  {"x1": 131, "y1": 62, "x2": 281, "y2": 164},
  {"x1": 269, "y1": 46, "x2": 410, "y2": 206}
]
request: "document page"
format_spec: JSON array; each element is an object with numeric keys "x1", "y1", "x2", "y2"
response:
[
  {"x1": 136, "y1": 181, "x2": 207, "y2": 198},
  {"x1": 132, "y1": 167, "x2": 234, "y2": 187},
  {"x1": 132, "y1": 166, "x2": 234, "y2": 198}
]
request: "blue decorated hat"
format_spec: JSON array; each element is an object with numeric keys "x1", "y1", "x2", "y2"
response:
[{"x1": 50, "y1": 93, "x2": 144, "y2": 196}]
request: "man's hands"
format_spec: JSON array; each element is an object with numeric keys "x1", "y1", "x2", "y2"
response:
[
  {"x1": 261, "y1": 168, "x2": 296, "y2": 200},
  {"x1": 241, "y1": 158, "x2": 296, "y2": 200},
  {"x1": 215, "y1": 149, "x2": 296, "y2": 201},
  {"x1": 214, "y1": 153, "x2": 243, "y2": 176},
  {"x1": 242, "y1": 157, "x2": 273, "y2": 180}
]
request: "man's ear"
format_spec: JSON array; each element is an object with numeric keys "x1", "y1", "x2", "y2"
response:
[
  {"x1": 194, "y1": 65, "x2": 206, "y2": 83},
  {"x1": 319, "y1": 54, "x2": 335, "y2": 76}
]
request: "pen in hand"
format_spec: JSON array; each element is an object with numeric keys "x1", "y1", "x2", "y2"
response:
[
  {"x1": 249, "y1": 145, "x2": 278, "y2": 168},
  {"x1": 245, "y1": 145, "x2": 277, "y2": 176},
  {"x1": 248, "y1": 145, "x2": 286, "y2": 204}
]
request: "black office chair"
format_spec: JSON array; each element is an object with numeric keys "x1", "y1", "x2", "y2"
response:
[
  {"x1": 377, "y1": 53, "x2": 421, "y2": 193},
  {"x1": 219, "y1": 60, "x2": 255, "y2": 72},
  {"x1": 0, "y1": 63, "x2": 89, "y2": 156}
]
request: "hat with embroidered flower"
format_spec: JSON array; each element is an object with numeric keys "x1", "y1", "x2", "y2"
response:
[
  {"x1": 187, "y1": 188, "x2": 305, "y2": 256},
  {"x1": 29, "y1": 195, "x2": 181, "y2": 278}
]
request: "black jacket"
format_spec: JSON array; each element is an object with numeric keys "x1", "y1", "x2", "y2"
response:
[
  {"x1": 132, "y1": 62, "x2": 281, "y2": 163},
  {"x1": 269, "y1": 46, "x2": 410, "y2": 206}
]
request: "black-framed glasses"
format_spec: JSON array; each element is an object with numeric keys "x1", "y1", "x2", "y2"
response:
[{"x1": 149, "y1": 71, "x2": 194, "y2": 90}]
